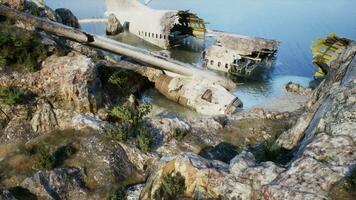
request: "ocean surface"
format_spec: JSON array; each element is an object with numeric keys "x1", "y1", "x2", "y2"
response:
[{"x1": 45, "y1": 0, "x2": 356, "y2": 112}]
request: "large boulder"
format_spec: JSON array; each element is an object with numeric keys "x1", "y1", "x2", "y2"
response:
[
  {"x1": 106, "y1": 13, "x2": 123, "y2": 35},
  {"x1": 55, "y1": 8, "x2": 80, "y2": 28},
  {"x1": 38, "y1": 53, "x2": 102, "y2": 113},
  {"x1": 21, "y1": 168, "x2": 90, "y2": 200}
]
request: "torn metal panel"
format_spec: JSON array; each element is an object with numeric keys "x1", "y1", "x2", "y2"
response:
[
  {"x1": 155, "y1": 74, "x2": 242, "y2": 115},
  {"x1": 203, "y1": 31, "x2": 279, "y2": 78}
]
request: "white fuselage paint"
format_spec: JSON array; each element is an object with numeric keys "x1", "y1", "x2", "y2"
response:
[{"x1": 106, "y1": 0, "x2": 179, "y2": 49}]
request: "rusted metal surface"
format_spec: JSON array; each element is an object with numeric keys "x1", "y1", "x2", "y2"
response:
[{"x1": 203, "y1": 30, "x2": 278, "y2": 78}]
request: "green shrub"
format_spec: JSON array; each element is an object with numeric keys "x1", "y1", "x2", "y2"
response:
[
  {"x1": 53, "y1": 144, "x2": 76, "y2": 166},
  {"x1": 137, "y1": 126, "x2": 153, "y2": 153},
  {"x1": 108, "y1": 124, "x2": 129, "y2": 142},
  {"x1": 108, "y1": 72, "x2": 128, "y2": 88},
  {"x1": 33, "y1": 144, "x2": 77, "y2": 170},
  {"x1": 154, "y1": 172, "x2": 186, "y2": 199},
  {"x1": 0, "y1": 25, "x2": 48, "y2": 72},
  {"x1": 107, "y1": 186, "x2": 126, "y2": 200},
  {"x1": 111, "y1": 106, "x2": 134, "y2": 123},
  {"x1": 110, "y1": 103, "x2": 152, "y2": 152},
  {"x1": 34, "y1": 145, "x2": 55, "y2": 170},
  {"x1": 0, "y1": 87, "x2": 27, "y2": 105}
]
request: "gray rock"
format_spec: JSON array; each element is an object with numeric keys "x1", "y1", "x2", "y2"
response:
[
  {"x1": 21, "y1": 168, "x2": 89, "y2": 200},
  {"x1": 0, "y1": 187, "x2": 17, "y2": 200},
  {"x1": 55, "y1": 8, "x2": 80, "y2": 28},
  {"x1": 106, "y1": 14, "x2": 123, "y2": 35}
]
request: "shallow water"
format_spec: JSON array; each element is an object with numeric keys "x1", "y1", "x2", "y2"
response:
[{"x1": 45, "y1": 0, "x2": 356, "y2": 112}]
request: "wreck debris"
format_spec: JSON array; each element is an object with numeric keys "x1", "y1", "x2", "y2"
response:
[
  {"x1": 0, "y1": 4, "x2": 235, "y2": 90},
  {"x1": 103, "y1": 59, "x2": 243, "y2": 115},
  {"x1": 155, "y1": 74, "x2": 242, "y2": 115},
  {"x1": 203, "y1": 31, "x2": 279, "y2": 78},
  {"x1": 311, "y1": 33, "x2": 351, "y2": 79}
]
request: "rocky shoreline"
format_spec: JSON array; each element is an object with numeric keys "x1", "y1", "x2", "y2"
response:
[{"x1": 0, "y1": 1, "x2": 355, "y2": 200}]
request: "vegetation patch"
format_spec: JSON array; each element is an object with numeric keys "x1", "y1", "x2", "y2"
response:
[
  {"x1": 34, "y1": 145, "x2": 55, "y2": 170},
  {"x1": 251, "y1": 139, "x2": 292, "y2": 165},
  {"x1": 137, "y1": 126, "x2": 153, "y2": 153},
  {"x1": 107, "y1": 186, "x2": 127, "y2": 200},
  {"x1": 154, "y1": 172, "x2": 186, "y2": 200},
  {"x1": 0, "y1": 24, "x2": 49, "y2": 73},
  {"x1": 0, "y1": 87, "x2": 31, "y2": 105},
  {"x1": 108, "y1": 103, "x2": 153, "y2": 153},
  {"x1": 34, "y1": 143, "x2": 77, "y2": 170}
]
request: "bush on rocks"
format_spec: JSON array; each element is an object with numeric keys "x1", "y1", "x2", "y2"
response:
[
  {"x1": 154, "y1": 172, "x2": 186, "y2": 200},
  {"x1": 0, "y1": 24, "x2": 49, "y2": 72},
  {"x1": 0, "y1": 87, "x2": 28, "y2": 105}
]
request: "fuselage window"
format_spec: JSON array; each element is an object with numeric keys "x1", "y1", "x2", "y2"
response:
[
  {"x1": 145, "y1": 32, "x2": 147, "y2": 37},
  {"x1": 210, "y1": 60, "x2": 214, "y2": 65},
  {"x1": 218, "y1": 62, "x2": 221, "y2": 67},
  {"x1": 164, "y1": 35, "x2": 166, "y2": 39},
  {"x1": 156, "y1": 34, "x2": 158, "y2": 38},
  {"x1": 225, "y1": 64, "x2": 229, "y2": 69},
  {"x1": 160, "y1": 34, "x2": 162, "y2": 39}
]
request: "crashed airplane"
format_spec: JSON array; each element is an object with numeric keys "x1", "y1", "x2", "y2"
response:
[
  {"x1": 105, "y1": 0, "x2": 279, "y2": 79},
  {"x1": 106, "y1": 0, "x2": 206, "y2": 51}
]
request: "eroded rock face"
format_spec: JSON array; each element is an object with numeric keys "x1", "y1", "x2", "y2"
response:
[
  {"x1": 265, "y1": 43, "x2": 356, "y2": 199},
  {"x1": 141, "y1": 152, "x2": 284, "y2": 200},
  {"x1": 21, "y1": 168, "x2": 90, "y2": 200},
  {"x1": 64, "y1": 133, "x2": 145, "y2": 194},
  {"x1": 39, "y1": 53, "x2": 102, "y2": 113}
]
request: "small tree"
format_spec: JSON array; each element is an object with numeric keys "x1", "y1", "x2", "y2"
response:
[{"x1": 34, "y1": 145, "x2": 55, "y2": 170}]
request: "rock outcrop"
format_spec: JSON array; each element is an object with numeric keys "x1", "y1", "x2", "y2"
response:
[
  {"x1": 106, "y1": 13, "x2": 124, "y2": 35},
  {"x1": 265, "y1": 43, "x2": 356, "y2": 199},
  {"x1": 21, "y1": 168, "x2": 90, "y2": 200},
  {"x1": 55, "y1": 8, "x2": 80, "y2": 28},
  {"x1": 285, "y1": 81, "x2": 313, "y2": 95},
  {"x1": 141, "y1": 152, "x2": 284, "y2": 199}
]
